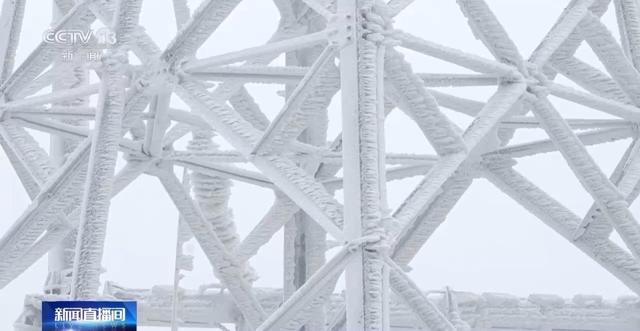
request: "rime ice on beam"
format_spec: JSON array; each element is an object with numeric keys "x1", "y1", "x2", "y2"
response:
[
  {"x1": 188, "y1": 130, "x2": 256, "y2": 282},
  {"x1": 339, "y1": 1, "x2": 395, "y2": 329},
  {"x1": 0, "y1": 2, "x2": 96, "y2": 99},
  {"x1": 71, "y1": 51, "x2": 128, "y2": 299},
  {"x1": 156, "y1": 170, "x2": 267, "y2": 329},
  {"x1": 0, "y1": 140, "x2": 90, "y2": 289},
  {"x1": 580, "y1": 13, "x2": 640, "y2": 105},
  {"x1": 0, "y1": 122, "x2": 53, "y2": 198},
  {"x1": 530, "y1": 93, "x2": 640, "y2": 262},
  {"x1": 176, "y1": 78, "x2": 345, "y2": 240},
  {"x1": 0, "y1": 0, "x2": 25, "y2": 82},
  {"x1": 457, "y1": 0, "x2": 526, "y2": 72},
  {"x1": 528, "y1": 0, "x2": 596, "y2": 67},
  {"x1": 483, "y1": 156, "x2": 640, "y2": 294},
  {"x1": 577, "y1": 139, "x2": 640, "y2": 240},
  {"x1": 162, "y1": 0, "x2": 244, "y2": 64}
]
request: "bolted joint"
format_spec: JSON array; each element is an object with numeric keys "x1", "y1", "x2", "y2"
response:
[{"x1": 328, "y1": 12, "x2": 357, "y2": 48}]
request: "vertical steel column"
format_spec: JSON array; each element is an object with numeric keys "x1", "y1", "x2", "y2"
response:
[
  {"x1": 339, "y1": 0, "x2": 390, "y2": 330},
  {"x1": 46, "y1": 0, "x2": 86, "y2": 296},
  {"x1": 283, "y1": 20, "x2": 330, "y2": 328},
  {"x1": 70, "y1": 51, "x2": 126, "y2": 298},
  {"x1": 71, "y1": 0, "x2": 142, "y2": 299}
]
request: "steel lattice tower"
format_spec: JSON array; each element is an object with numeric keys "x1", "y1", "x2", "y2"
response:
[{"x1": 1, "y1": 0, "x2": 640, "y2": 330}]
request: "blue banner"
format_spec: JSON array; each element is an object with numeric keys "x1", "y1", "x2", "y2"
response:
[{"x1": 42, "y1": 301, "x2": 137, "y2": 330}]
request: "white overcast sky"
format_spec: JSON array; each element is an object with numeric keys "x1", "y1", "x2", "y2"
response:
[{"x1": 0, "y1": 0, "x2": 638, "y2": 329}]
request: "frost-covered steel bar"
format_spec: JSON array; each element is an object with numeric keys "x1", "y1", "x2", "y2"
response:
[
  {"x1": 177, "y1": 79, "x2": 345, "y2": 241},
  {"x1": 529, "y1": 93, "x2": 640, "y2": 261},
  {"x1": 0, "y1": 0, "x2": 24, "y2": 83},
  {"x1": 529, "y1": 0, "x2": 596, "y2": 67},
  {"x1": 0, "y1": 1, "x2": 96, "y2": 99},
  {"x1": 46, "y1": 0, "x2": 90, "y2": 296},
  {"x1": 0, "y1": 139, "x2": 90, "y2": 288},
  {"x1": 70, "y1": 0, "x2": 145, "y2": 298},
  {"x1": 252, "y1": 45, "x2": 336, "y2": 154},
  {"x1": 385, "y1": 256, "x2": 456, "y2": 331},
  {"x1": 393, "y1": 81, "x2": 525, "y2": 233},
  {"x1": 4, "y1": 0, "x2": 640, "y2": 330},
  {"x1": 70, "y1": 8, "x2": 134, "y2": 298},
  {"x1": 184, "y1": 31, "x2": 333, "y2": 71},
  {"x1": 484, "y1": 157, "x2": 640, "y2": 294},
  {"x1": 156, "y1": 169, "x2": 267, "y2": 329},
  {"x1": 576, "y1": 138, "x2": 640, "y2": 239},
  {"x1": 257, "y1": 245, "x2": 356, "y2": 331},
  {"x1": 0, "y1": 162, "x2": 146, "y2": 290},
  {"x1": 0, "y1": 122, "x2": 52, "y2": 198},
  {"x1": 339, "y1": 0, "x2": 393, "y2": 329}
]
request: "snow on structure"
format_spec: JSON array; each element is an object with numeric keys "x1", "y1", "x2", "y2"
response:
[{"x1": 1, "y1": 0, "x2": 640, "y2": 330}]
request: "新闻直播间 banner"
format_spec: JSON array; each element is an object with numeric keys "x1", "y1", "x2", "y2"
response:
[{"x1": 42, "y1": 300, "x2": 137, "y2": 330}]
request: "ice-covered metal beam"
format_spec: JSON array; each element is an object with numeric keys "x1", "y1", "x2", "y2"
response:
[
  {"x1": 488, "y1": 126, "x2": 634, "y2": 159},
  {"x1": 234, "y1": 196, "x2": 298, "y2": 263},
  {"x1": 385, "y1": 49, "x2": 468, "y2": 156},
  {"x1": 184, "y1": 30, "x2": 332, "y2": 71},
  {"x1": 615, "y1": 0, "x2": 640, "y2": 68},
  {"x1": 71, "y1": 0, "x2": 143, "y2": 298},
  {"x1": 155, "y1": 168, "x2": 267, "y2": 328},
  {"x1": 484, "y1": 157, "x2": 640, "y2": 294},
  {"x1": 5, "y1": 107, "x2": 96, "y2": 120},
  {"x1": 161, "y1": 0, "x2": 244, "y2": 64},
  {"x1": 172, "y1": 157, "x2": 273, "y2": 188},
  {"x1": 529, "y1": 92, "x2": 640, "y2": 261},
  {"x1": 188, "y1": 65, "x2": 309, "y2": 85},
  {"x1": 0, "y1": 161, "x2": 147, "y2": 289},
  {"x1": 176, "y1": 78, "x2": 345, "y2": 240},
  {"x1": 142, "y1": 91, "x2": 171, "y2": 157},
  {"x1": 172, "y1": 0, "x2": 191, "y2": 29},
  {"x1": 580, "y1": 13, "x2": 640, "y2": 105},
  {"x1": 394, "y1": 30, "x2": 516, "y2": 76},
  {"x1": 12, "y1": 116, "x2": 142, "y2": 154},
  {"x1": 499, "y1": 117, "x2": 632, "y2": 130},
  {"x1": 0, "y1": 0, "x2": 25, "y2": 83},
  {"x1": 547, "y1": 82, "x2": 640, "y2": 121},
  {"x1": 419, "y1": 73, "x2": 498, "y2": 87},
  {"x1": 0, "y1": 84, "x2": 101, "y2": 111},
  {"x1": 576, "y1": 138, "x2": 640, "y2": 239},
  {"x1": 252, "y1": 46, "x2": 336, "y2": 154},
  {"x1": 550, "y1": 56, "x2": 632, "y2": 104},
  {"x1": 301, "y1": 0, "x2": 333, "y2": 20},
  {"x1": 529, "y1": 0, "x2": 596, "y2": 67},
  {"x1": 457, "y1": 0, "x2": 526, "y2": 72},
  {"x1": 0, "y1": 140, "x2": 90, "y2": 289},
  {"x1": 256, "y1": 244, "x2": 355, "y2": 331},
  {"x1": 338, "y1": 1, "x2": 398, "y2": 329},
  {"x1": 387, "y1": 0, "x2": 415, "y2": 17},
  {"x1": 394, "y1": 81, "x2": 525, "y2": 229},
  {"x1": 69, "y1": 66, "x2": 125, "y2": 295},
  {"x1": 0, "y1": 1, "x2": 96, "y2": 99},
  {"x1": 385, "y1": 256, "x2": 456, "y2": 331},
  {"x1": 0, "y1": 121, "x2": 52, "y2": 198},
  {"x1": 391, "y1": 172, "x2": 474, "y2": 266}
]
